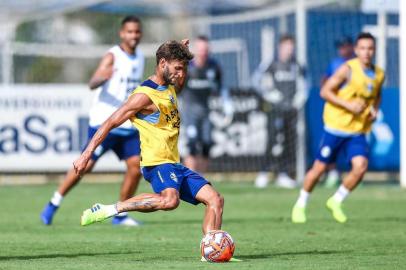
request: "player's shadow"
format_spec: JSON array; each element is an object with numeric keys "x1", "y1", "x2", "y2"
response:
[
  {"x1": 0, "y1": 250, "x2": 138, "y2": 261},
  {"x1": 238, "y1": 249, "x2": 351, "y2": 260},
  {"x1": 146, "y1": 216, "x2": 284, "y2": 225}
]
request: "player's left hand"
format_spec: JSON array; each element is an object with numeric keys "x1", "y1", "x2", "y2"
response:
[
  {"x1": 368, "y1": 106, "x2": 378, "y2": 121},
  {"x1": 73, "y1": 153, "x2": 91, "y2": 177},
  {"x1": 181, "y1": 39, "x2": 189, "y2": 47}
]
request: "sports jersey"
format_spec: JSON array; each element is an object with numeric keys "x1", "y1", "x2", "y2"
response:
[
  {"x1": 181, "y1": 58, "x2": 221, "y2": 117},
  {"x1": 265, "y1": 59, "x2": 305, "y2": 109},
  {"x1": 89, "y1": 45, "x2": 144, "y2": 133},
  {"x1": 323, "y1": 58, "x2": 385, "y2": 134},
  {"x1": 130, "y1": 80, "x2": 180, "y2": 166}
]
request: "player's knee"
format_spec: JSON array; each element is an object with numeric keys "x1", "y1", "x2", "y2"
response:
[
  {"x1": 352, "y1": 159, "x2": 368, "y2": 175},
  {"x1": 162, "y1": 196, "x2": 180, "y2": 211},
  {"x1": 128, "y1": 166, "x2": 141, "y2": 178},
  {"x1": 311, "y1": 161, "x2": 327, "y2": 176},
  {"x1": 209, "y1": 192, "x2": 224, "y2": 212}
]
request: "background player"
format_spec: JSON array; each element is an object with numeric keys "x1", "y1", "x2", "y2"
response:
[
  {"x1": 75, "y1": 40, "x2": 225, "y2": 240},
  {"x1": 40, "y1": 16, "x2": 144, "y2": 226},
  {"x1": 291, "y1": 32, "x2": 385, "y2": 223},
  {"x1": 254, "y1": 35, "x2": 306, "y2": 189},
  {"x1": 180, "y1": 35, "x2": 222, "y2": 173}
]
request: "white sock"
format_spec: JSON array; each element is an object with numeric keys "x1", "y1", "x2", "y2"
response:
[
  {"x1": 327, "y1": 169, "x2": 339, "y2": 179},
  {"x1": 333, "y1": 185, "x2": 350, "y2": 203},
  {"x1": 295, "y1": 189, "x2": 310, "y2": 208},
  {"x1": 50, "y1": 192, "x2": 63, "y2": 206},
  {"x1": 105, "y1": 204, "x2": 119, "y2": 217}
]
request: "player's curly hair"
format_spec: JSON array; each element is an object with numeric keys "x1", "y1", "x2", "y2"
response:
[{"x1": 156, "y1": 40, "x2": 194, "y2": 65}]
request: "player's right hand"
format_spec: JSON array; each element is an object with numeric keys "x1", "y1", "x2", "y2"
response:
[
  {"x1": 73, "y1": 153, "x2": 90, "y2": 177},
  {"x1": 346, "y1": 100, "x2": 366, "y2": 115}
]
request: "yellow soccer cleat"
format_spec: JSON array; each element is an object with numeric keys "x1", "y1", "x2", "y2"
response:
[
  {"x1": 81, "y1": 204, "x2": 112, "y2": 226},
  {"x1": 326, "y1": 197, "x2": 347, "y2": 223},
  {"x1": 291, "y1": 204, "x2": 306, "y2": 223}
]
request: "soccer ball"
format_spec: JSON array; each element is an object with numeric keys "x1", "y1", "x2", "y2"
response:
[{"x1": 200, "y1": 230, "x2": 235, "y2": 262}]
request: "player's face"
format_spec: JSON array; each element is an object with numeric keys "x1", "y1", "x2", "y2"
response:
[
  {"x1": 194, "y1": 40, "x2": 209, "y2": 63},
  {"x1": 120, "y1": 22, "x2": 142, "y2": 49},
  {"x1": 338, "y1": 43, "x2": 353, "y2": 59},
  {"x1": 278, "y1": 40, "x2": 295, "y2": 62},
  {"x1": 355, "y1": 38, "x2": 375, "y2": 65},
  {"x1": 162, "y1": 60, "x2": 187, "y2": 85}
]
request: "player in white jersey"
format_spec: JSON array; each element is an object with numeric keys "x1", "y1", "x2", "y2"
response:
[{"x1": 41, "y1": 16, "x2": 144, "y2": 226}]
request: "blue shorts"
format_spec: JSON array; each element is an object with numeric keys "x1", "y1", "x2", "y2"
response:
[
  {"x1": 316, "y1": 130, "x2": 369, "y2": 164},
  {"x1": 141, "y1": 163, "x2": 210, "y2": 205},
  {"x1": 85, "y1": 127, "x2": 140, "y2": 161}
]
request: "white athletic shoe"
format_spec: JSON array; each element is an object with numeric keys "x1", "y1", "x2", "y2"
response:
[
  {"x1": 254, "y1": 172, "x2": 270, "y2": 188},
  {"x1": 324, "y1": 169, "x2": 340, "y2": 188},
  {"x1": 112, "y1": 216, "x2": 142, "y2": 226},
  {"x1": 275, "y1": 173, "x2": 296, "y2": 189}
]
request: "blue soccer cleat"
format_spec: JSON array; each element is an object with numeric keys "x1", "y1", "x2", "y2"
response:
[{"x1": 40, "y1": 202, "x2": 59, "y2": 225}]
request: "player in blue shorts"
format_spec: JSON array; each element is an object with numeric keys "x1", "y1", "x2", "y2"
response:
[
  {"x1": 291, "y1": 33, "x2": 385, "y2": 223},
  {"x1": 74, "y1": 40, "x2": 225, "y2": 243},
  {"x1": 40, "y1": 16, "x2": 144, "y2": 226}
]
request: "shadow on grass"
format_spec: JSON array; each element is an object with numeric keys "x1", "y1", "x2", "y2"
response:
[
  {"x1": 237, "y1": 249, "x2": 352, "y2": 260},
  {"x1": 146, "y1": 216, "x2": 287, "y2": 226},
  {"x1": 0, "y1": 250, "x2": 138, "y2": 261}
]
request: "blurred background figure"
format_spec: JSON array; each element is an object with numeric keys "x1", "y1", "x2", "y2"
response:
[
  {"x1": 321, "y1": 37, "x2": 354, "y2": 188},
  {"x1": 321, "y1": 37, "x2": 354, "y2": 86},
  {"x1": 180, "y1": 35, "x2": 223, "y2": 173},
  {"x1": 254, "y1": 35, "x2": 306, "y2": 189}
]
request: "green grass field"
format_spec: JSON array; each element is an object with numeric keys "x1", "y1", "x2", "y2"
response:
[{"x1": 0, "y1": 181, "x2": 405, "y2": 270}]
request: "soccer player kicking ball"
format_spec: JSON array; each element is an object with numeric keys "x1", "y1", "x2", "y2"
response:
[
  {"x1": 291, "y1": 32, "x2": 385, "y2": 223},
  {"x1": 74, "y1": 40, "x2": 225, "y2": 239}
]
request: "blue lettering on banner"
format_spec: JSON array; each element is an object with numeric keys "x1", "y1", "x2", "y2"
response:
[
  {"x1": 0, "y1": 114, "x2": 89, "y2": 154},
  {"x1": 0, "y1": 125, "x2": 19, "y2": 153},
  {"x1": 24, "y1": 115, "x2": 48, "y2": 153}
]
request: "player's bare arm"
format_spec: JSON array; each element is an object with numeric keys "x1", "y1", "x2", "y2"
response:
[
  {"x1": 73, "y1": 93, "x2": 152, "y2": 175},
  {"x1": 320, "y1": 64, "x2": 366, "y2": 115},
  {"x1": 88, "y1": 53, "x2": 114, "y2": 90}
]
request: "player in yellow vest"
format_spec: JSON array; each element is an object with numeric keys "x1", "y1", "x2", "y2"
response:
[
  {"x1": 74, "y1": 40, "x2": 224, "y2": 235},
  {"x1": 292, "y1": 32, "x2": 385, "y2": 223}
]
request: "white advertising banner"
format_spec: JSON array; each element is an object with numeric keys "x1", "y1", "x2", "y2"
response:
[{"x1": 0, "y1": 85, "x2": 125, "y2": 172}]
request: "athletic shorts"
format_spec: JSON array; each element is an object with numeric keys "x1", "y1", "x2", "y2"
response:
[
  {"x1": 316, "y1": 130, "x2": 369, "y2": 164},
  {"x1": 141, "y1": 163, "x2": 210, "y2": 205},
  {"x1": 84, "y1": 127, "x2": 140, "y2": 161}
]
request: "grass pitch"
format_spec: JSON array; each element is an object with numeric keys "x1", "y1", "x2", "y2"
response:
[{"x1": 0, "y1": 181, "x2": 405, "y2": 270}]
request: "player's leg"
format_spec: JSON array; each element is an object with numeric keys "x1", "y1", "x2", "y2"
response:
[
  {"x1": 40, "y1": 161, "x2": 96, "y2": 225},
  {"x1": 291, "y1": 160, "x2": 328, "y2": 223},
  {"x1": 120, "y1": 156, "x2": 142, "y2": 201},
  {"x1": 324, "y1": 163, "x2": 341, "y2": 188},
  {"x1": 111, "y1": 132, "x2": 143, "y2": 226},
  {"x1": 195, "y1": 184, "x2": 224, "y2": 234},
  {"x1": 326, "y1": 135, "x2": 369, "y2": 223},
  {"x1": 275, "y1": 109, "x2": 297, "y2": 188},
  {"x1": 57, "y1": 160, "x2": 96, "y2": 196},
  {"x1": 81, "y1": 188, "x2": 180, "y2": 226},
  {"x1": 292, "y1": 131, "x2": 342, "y2": 223},
  {"x1": 326, "y1": 157, "x2": 368, "y2": 223},
  {"x1": 184, "y1": 119, "x2": 200, "y2": 172},
  {"x1": 198, "y1": 117, "x2": 212, "y2": 173},
  {"x1": 254, "y1": 108, "x2": 273, "y2": 188},
  {"x1": 80, "y1": 163, "x2": 182, "y2": 226}
]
